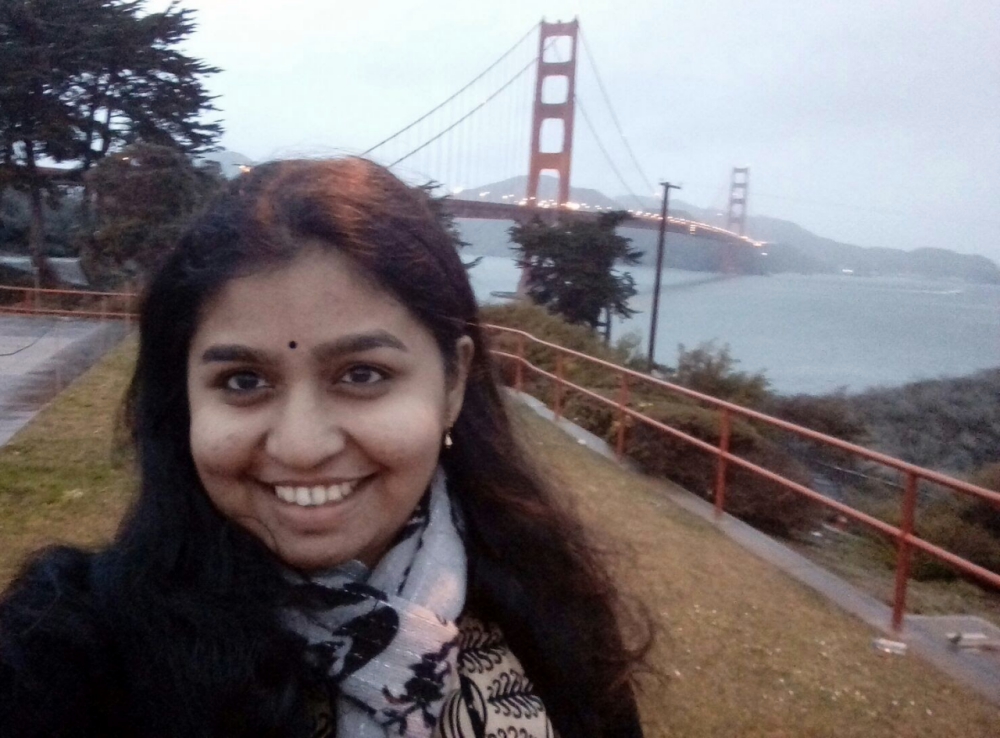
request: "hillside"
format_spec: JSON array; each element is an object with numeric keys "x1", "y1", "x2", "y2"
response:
[{"x1": 620, "y1": 193, "x2": 1000, "y2": 284}]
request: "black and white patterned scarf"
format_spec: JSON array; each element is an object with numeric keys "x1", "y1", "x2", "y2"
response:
[{"x1": 284, "y1": 469, "x2": 466, "y2": 738}]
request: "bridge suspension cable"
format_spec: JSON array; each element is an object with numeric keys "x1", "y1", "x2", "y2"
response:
[
  {"x1": 388, "y1": 51, "x2": 543, "y2": 168},
  {"x1": 545, "y1": 33, "x2": 646, "y2": 210},
  {"x1": 362, "y1": 23, "x2": 538, "y2": 158},
  {"x1": 578, "y1": 28, "x2": 656, "y2": 195},
  {"x1": 575, "y1": 97, "x2": 646, "y2": 210}
]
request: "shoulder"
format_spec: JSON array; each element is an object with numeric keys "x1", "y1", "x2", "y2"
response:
[
  {"x1": 438, "y1": 614, "x2": 555, "y2": 738},
  {"x1": 0, "y1": 544, "x2": 99, "y2": 631},
  {"x1": 0, "y1": 546, "x2": 107, "y2": 735},
  {"x1": 451, "y1": 615, "x2": 644, "y2": 738}
]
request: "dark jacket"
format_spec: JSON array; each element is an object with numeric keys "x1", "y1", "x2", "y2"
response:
[{"x1": 0, "y1": 546, "x2": 645, "y2": 738}]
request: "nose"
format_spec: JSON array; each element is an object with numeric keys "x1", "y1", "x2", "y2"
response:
[{"x1": 264, "y1": 387, "x2": 346, "y2": 471}]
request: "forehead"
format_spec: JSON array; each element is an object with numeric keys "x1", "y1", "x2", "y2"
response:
[{"x1": 191, "y1": 249, "x2": 430, "y2": 349}]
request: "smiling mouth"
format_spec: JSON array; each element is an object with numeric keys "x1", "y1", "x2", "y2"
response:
[{"x1": 272, "y1": 479, "x2": 365, "y2": 507}]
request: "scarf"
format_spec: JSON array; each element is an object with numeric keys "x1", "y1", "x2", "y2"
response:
[{"x1": 284, "y1": 469, "x2": 467, "y2": 738}]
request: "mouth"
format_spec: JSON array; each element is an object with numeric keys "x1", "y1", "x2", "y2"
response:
[{"x1": 270, "y1": 477, "x2": 367, "y2": 508}]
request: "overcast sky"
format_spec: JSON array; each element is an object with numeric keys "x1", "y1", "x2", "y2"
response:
[{"x1": 158, "y1": 0, "x2": 1000, "y2": 262}]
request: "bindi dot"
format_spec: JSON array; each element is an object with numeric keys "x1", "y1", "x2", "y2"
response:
[{"x1": 288, "y1": 341, "x2": 297, "y2": 349}]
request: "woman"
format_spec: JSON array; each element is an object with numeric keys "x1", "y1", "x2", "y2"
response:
[{"x1": 0, "y1": 158, "x2": 649, "y2": 737}]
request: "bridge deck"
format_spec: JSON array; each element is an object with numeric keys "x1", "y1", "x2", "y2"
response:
[{"x1": 444, "y1": 198, "x2": 762, "y2": 247}]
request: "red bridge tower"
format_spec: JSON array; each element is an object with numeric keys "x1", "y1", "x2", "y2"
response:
[
  {"x1": 726, "y1": 166, "x2": 750, "y2": 236},
  {"x1": 526, "y1": 19, "x2": 579, "y2": 206}
]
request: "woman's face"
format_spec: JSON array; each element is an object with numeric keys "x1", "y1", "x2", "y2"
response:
[{"x1": 186, "y1": 248, "x2": 473, "y2": 571}]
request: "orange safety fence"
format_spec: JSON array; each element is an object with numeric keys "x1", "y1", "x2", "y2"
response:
[
  {"x1": 0, "y1": 285, "x2": 138, "y2": 320},
  {"x1": 3, "y1": 286, "x2": 996, "y2": 632},
  {"x1": 484, "y1": 323, "x2": 1000, "y2": 632}
]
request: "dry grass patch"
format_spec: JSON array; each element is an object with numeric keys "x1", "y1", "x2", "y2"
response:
[
  {"x1": 512, "y1": 408, "x2": 1000, "y2": 738},
  {"x1": 0, "y1": 339, "x2": 135, "y2": 585}
]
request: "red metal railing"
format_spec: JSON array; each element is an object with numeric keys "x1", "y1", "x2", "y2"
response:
[
  {"x1": 4, "y1": 287, "x2": 997, "y2": 631},
  {"x1": 485, "y1": 323, "x2": 1000, "y2": 632},
  {"x1": 0, "y1": 285, "x2": 138, "y2": 320}
]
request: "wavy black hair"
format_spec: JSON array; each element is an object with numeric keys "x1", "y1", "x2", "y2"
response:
[{"x1": 0, "y1": 158, "x2": 649, "y2": 737}]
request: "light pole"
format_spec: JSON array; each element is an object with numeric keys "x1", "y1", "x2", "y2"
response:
[{"x1": 647, "y1": 181, "x2": 681, "y2": 371}]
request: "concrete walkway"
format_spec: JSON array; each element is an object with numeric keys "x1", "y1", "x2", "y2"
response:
[
  {"x1": 513, "y1": 390, "x2": 1000, "y2": 706},
  {"x1": 0, "y1": 315, "x2": 128, "y2": 447}
]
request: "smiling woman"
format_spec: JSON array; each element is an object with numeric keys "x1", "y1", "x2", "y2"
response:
[{"x1": 0, "y1": 158, "x2": 650, "y2": 737}]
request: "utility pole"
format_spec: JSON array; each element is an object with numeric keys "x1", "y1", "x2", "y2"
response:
[{"x1": 647, "y1": 181, "x2": 681, "y2": 371}]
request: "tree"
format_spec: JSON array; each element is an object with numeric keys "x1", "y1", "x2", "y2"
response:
[
  {"x1": 0, "y1": 0, "x2": 220, "y2": 283},
  {"x1": 82, "y1": 142, "x2": 224, "y2": 284},
  {"x1": 509, "y1": 211, "x2": 642, "y2": 331},
  {"x1": 417, "y1": 181, "x2": 481, "y2": 269}
]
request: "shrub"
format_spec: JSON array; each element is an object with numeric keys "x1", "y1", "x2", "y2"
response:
[
  {"x1": 483, "y1": 302, "x2": 632, "y2": 393},
  {"x1": 965, "y1": 463, "x2": 1000, "y2": 536},
  {"x1": 623, "y1": 397, "x2": 819, "y2": 536},
  {"x1": 486, "y1": 302, "x2": 822, "y2": 537},
  {"x1": 861, "y1": 493, "x2": 1000, "y2": 582},
  {"x1": 844, "y1": 369, "x2": 1000, "y2": 473},
  {"x1": 674, "y1": 341, "x2": 770, "y2": 409},
  {"x1": 764, "y1": 392, "x2": 871, "y2": 467}
]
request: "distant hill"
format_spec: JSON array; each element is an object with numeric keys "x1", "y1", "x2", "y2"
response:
[
  {"x1": 455, "y1": 174, "x2": 624, "y2": 210},
  {"x1": 606, "y1": 191, "x2": 1000, "y2": 284},
  {"x1": 459, "y1": 175, "x2": 1000, "y2": 282}
]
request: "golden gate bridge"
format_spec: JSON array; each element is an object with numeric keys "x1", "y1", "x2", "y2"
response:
[{"x1": 359, "y1": 19, "x2": 763, "y2": 255}]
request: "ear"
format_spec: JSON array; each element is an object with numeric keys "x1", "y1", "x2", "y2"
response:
[{"x1": 444, "y1": 335, "x2": 475, "y2": 427}]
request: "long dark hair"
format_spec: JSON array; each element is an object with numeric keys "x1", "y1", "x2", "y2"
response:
[{"x1": 9, "y1": 158, "x2": 650, "y2": 736}]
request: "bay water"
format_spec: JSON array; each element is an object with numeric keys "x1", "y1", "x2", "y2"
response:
[{"x1": 465, "y1": 251, "x2": 1000, "y2": 396}]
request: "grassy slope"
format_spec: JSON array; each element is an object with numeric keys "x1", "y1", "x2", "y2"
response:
[
  {"x1": 1, "y1": 344, "x2": 998, "y2": 736},
  {"x1": 513, "y1": 411, "x2": 1000, "y2": 737},
  {"x1": 0, "y1": 340, "x2": 135, "y2": 584}
]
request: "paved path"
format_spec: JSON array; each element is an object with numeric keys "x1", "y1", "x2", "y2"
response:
[
  {"x1": 513, "y1": 390, "x2": 1000, "y2": 706},
  {"x1": 0, "y1": 315, "x2": 128, "y2": 447}
]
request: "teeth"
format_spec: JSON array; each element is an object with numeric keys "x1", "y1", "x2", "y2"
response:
[{"x1": 273, "y1": 480, "x2": 361, "y2": 507}]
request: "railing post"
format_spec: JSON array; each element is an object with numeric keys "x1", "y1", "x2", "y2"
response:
[
  {"x1": 615, "y1": 373, "x2": 630, "y2": 461},
  {"x1": 892, "y1": 472, "x2": 919, "y2": 631},
  {"x1": 553, "y1": 352, "x2": 564, "y2": 421},
  {"x1": 714, "y1": 408, "x2": 732, "y2": 518},
  {"x1": 515, "y1": 333, "x2": 525, "y2": 392}
]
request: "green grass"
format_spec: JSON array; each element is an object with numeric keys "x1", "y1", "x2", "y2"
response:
[
  {"x1": 1, "y1": 343, "x2": 999, "y2": 736},
  {"x1": 512, "y1": 411, "x2": 1000, "y2": 737},
  {"x1": 0, "y1": 339, "x2": 135, "y2": 584}
]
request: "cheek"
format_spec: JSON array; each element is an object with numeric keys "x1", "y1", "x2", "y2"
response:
[
  {"x1": 354, "y1": 395, "x2": 447, "y2": 466},
  {"x1": 189, "y1": 409, "x2": 258, "y2": 476}
]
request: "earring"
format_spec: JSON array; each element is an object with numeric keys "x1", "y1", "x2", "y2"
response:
[{"x1": 444, "y1": 430, "x2": 454, "y2": 449}]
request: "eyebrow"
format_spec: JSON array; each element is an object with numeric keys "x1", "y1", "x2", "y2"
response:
[
  {"x1": 199, "y1": 331, "x2": 408, "y2": 365},
  {"x1": 201, "y1": 345, "x2": 274, "y2": 364},
  {"x1": 312, "y1": 331, "x2": 408, "y2": 361}
]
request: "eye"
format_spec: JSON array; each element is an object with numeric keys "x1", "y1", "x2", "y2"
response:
[
  {"x1": 340, "y1": 365, "x2": 389, "y2": 386},
  {"x1": 223, "y1": 371, "x2": 271, "y2": 393}
]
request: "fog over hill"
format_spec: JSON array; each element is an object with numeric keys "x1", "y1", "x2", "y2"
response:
[
  {"x1": 467, "y1": 173, "x2": 1000, "y2": 283},
  {"x1": 198, "y1": 156, "x2": 1000, "y2": 284}
]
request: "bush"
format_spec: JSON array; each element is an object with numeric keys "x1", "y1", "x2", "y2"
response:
[
  {"x1": 860, "y1": 492, "x2": 1000, "y2": 582},
  {"x1": 486, "y1": 302, "x2": 822, "y2": 537},
  {"x1": 482, "y1": 302, "x2": 632, "y2": 393},
  {"x1": 965, "y1": 463, "x2": 1000, "y2": 536},
  {"x1": 623, "y1": 397, "x2": 819, "y2": 537},
  {"x1": 844, "y1": 370, "x2": 1000, "y2": 473},
  {"x1": 765, "y1": 392, "x2": 868, "y2": 444},
  {"x1": 674, "y1": 341, "x2": 770, "y2": 409},
  {"x1": 764, "y1": 392, "x2": 871, "y2": 468}
]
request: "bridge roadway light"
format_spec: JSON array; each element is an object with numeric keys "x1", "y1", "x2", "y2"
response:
[{"x1": 647, "y1": 181, "x2": 682, "y2": 371}]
